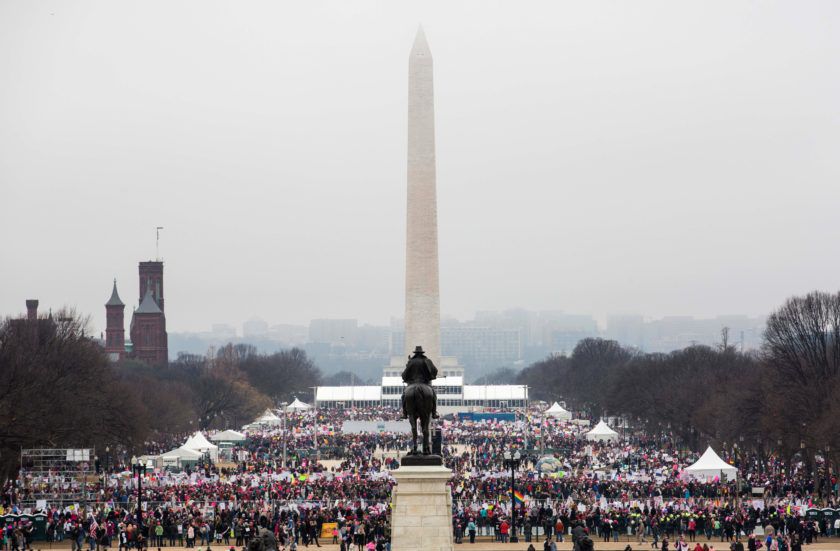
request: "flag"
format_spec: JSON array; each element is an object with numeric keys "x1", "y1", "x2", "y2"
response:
[{"x1": 513, "y1": 491, "x2": 525, "y2": 505}]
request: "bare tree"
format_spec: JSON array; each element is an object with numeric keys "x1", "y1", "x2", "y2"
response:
[{"x1": 0, "y1": 309, "x2": 146, "y2": 481}]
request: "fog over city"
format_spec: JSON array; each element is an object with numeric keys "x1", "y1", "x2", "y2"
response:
[{"x1": 2, "y1": 1, "x2": 839, "y2": 336}]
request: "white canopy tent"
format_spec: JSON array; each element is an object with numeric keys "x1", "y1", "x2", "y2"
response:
[
  {"x1": 253, "y1": 409, "x2": 283, "y2": 425},
  {"x1": 545, "y1": 402, "x2": 572, "y2": 420},
  {"x1": 586, "y1": 420, "x2": 620, "y2": 442},
  {"x1": 210, "y1": 429, "x2": 247, "y2": 444},
  {"x1": 183, "y1": 431, "x2": 219, "y2": 460},
  {"x1": 159, "y1": 446, "x2": 203, "y2": 468},
  {"x1": 682, "y1": 446, "x2": 738, "y2": 481},
  {"x1": 286, "y1": 398, "x2": 312, "y2": 411}
]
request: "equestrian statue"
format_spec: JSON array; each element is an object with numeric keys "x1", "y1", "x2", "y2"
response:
[{"x1": 401, "y1": 345, "x2": 439, "y2": 456}]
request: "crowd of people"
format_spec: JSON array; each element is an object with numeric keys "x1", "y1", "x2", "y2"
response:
[{"x1": 2, "y1": 404, "x2": 838, "y2": 550}]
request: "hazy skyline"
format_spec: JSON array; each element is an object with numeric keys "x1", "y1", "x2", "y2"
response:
[{"x1": 2, "y1": 1, "x2": 839, "y2": 334}]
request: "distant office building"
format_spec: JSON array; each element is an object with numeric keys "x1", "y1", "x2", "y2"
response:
[
  {"x1": 606, "y1": 315, "x2": 645, "y2": 350},
  {"x1": 356, "y1": 324, "x2": 390, "y2": 354},
  {"x1": 267, "y1": 324, "x2": 308, "y2": 345},
  {"x1": 390, "y1": 326, "x2": 520, "y2": 375},
  {"x1": 642, "y1": 314, "x2": 764, "y2": 352},
  {"x1": 309, "y1": 319, "x2": 359, "y2": 345},
  {"x1": 443, "y1": 327, "x2": 521, "y2": 369},
  {"x1": 242, "y1": 317, "x2": 269, "y2": 338},
  {"x1": 210, "y1": 324, "x2": 237, "y2": 339}
]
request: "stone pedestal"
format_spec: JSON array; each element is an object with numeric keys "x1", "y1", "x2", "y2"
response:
[{"x1": 390, "y1": 464, "x2": 454, "y2": 551}]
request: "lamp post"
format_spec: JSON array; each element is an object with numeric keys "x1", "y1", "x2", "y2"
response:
[
  {"x1": 503, "y1": 450, "x2": 522, "y2": 543},
  {"x1": 825, "y1": 445, "x2": 831, "y2": 503},
  {"x1": 777, "y1": 438, "x2": 783, "y2": 475},
  {"x1": 131, "y1": 456, "x2": 147, "y2": 542},
  {"x1": 309, "y1": 387, "x2": 320, "y2": 463},
  {"x1": 280, "y1": 401, "x2": 289, "y2": 469}
]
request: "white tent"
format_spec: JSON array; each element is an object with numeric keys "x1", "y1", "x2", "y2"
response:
[
  {"x1": 286, "y1": 398, "x2": 312, "y2": 411},
  {"x1": 585, "y1": 420, "x2": 620, "y2": 442},
  {"x1": 183, "y1": 431, "x2": 219, "y2": 460},
  {"x1": 682, "y1": 446, "x2": 738, "y2": 481},
  {"x1": 210, "y1": 429, "x2": 247, "y2": 443},
  {"x1": 253, "y1": 409, "x2": 282, "y2": 425},
  {"x1": 545, "y1": 402, "x2": 572, "y2": 420},
  {"x1": 160, "y1": 446, "x2": 203, "y2": 467}
]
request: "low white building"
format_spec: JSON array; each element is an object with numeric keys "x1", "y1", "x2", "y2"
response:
[{"x1": 315, "y1": 376, "x2": 528, "y2": 413}]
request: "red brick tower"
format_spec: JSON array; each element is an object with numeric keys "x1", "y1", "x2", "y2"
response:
[
  {"x1": 104, "y1": 279, "x2": 125, "y2": 360},
  {"x1": 130, "y1": 290, "x2": 168, "y2": 365},
  {"x1": 130, "y1": 261, "x2": 168, "y2": 365},
  {"x1": 139, "y1": 261, "x2": 164, "y2": 311}
]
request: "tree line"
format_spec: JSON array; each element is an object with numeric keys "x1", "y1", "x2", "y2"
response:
[
  {"x1": 3, "y1": 290, "x2": 838, "y2": 485},
  {"x1": 0, "y1": 315, "x2": 322, "y2": 481},
  {"x1": 515, "y1": 291, "x2": 840, "y2": 494}
]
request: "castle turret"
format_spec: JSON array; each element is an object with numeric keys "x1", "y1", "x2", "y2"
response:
[{"x1": 105, "y1": 279, "x2": 125, "y2": 360}]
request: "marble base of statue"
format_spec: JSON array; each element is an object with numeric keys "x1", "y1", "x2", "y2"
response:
[{"x1": 400, "y1": 454, "x2": 442, "y2": 467}]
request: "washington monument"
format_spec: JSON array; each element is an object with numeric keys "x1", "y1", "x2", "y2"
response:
[{"x1": 404, "y1": 27, "x2": 441, "y2": 367}]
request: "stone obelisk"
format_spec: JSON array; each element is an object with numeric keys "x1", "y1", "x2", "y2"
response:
[
  {"x1": 405, "y1": 26, "x2": 441, "y2": 367},
  {"x1": 391, "y1": 28, "x2": 455, "y2": 551}
]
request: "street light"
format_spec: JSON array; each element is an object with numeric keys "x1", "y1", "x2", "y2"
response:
[
  {"x1": 131, "y1": 456, "x2": 147, "y2": 542},
  {"x1": 280, "y1": 401, "x2": 289, "y2": 469},
  {"x1": 309, "y1": 388, "x2": 320, "y2": 463},
  {"x1": 503, "y1": 450, "x2": 522, "y2": 544},
  {"x1": 825, "y1": 445, "x2": 831, "y2": 503}
]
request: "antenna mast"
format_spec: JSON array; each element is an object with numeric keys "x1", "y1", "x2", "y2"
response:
[{"x1": 155, "y1": 226, "x2": 164, "y2": 261}]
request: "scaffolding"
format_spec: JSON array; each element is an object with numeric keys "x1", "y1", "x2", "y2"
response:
[{"x1": 18, "y1": 448, "x2": 95, "y2": 507}]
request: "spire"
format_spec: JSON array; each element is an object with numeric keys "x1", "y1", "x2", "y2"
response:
[
  {"x1": 405, "y1": 23, "x2": 440, "y2": 367},
  {"x1": 410, "y1": 25, "x2": 431, "y2": 58},
  {"x1": 106, "y1": 279, "x2": 124, "y2": 307},
  {"x1": 135, "y1": 288, "x2": 162, "y2": 314}
]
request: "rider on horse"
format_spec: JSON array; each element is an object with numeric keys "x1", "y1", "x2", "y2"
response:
[{"x1": 401, "y1": 346, "x2": 440, "y2": 419}]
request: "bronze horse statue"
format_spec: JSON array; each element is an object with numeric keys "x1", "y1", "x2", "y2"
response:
[{"x1": 401, "y1": 346, "x2": 439, "y2": 455}]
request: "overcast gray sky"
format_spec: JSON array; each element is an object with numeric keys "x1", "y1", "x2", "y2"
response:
[{"x1": 1, "y1": 1, "x2": 839, "y2": 333}]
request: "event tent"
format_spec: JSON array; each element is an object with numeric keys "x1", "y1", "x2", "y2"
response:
[
  {"x1": 210, "y1": 429, "x2": 247, "y2": 444},
  {"x1": 682, "y1": 446, "x2": 738, "y2": 481},
  {"x1": 183, "y1": 431, "x2": 219, "y2": 460},
  {"x1": 585, "y1": 420, "x2": 620, "y2": 442},
  {"x1": 159, "y1": 446, "x2": 203, "y2": 467},
  {"x1": 287, "y1": 398, "x2": 312, "y2": 411},
  {"x1": 545, "y1": 402, "x2": 572, "y2": 420},
  {"x1": 252, "y1": 409, "x2": 282, "y2": 425}
]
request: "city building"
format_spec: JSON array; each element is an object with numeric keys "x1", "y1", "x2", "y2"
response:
[
  {"x1": 390, "y1": 326, "x2": 520, "y2": 376},
  {"x1": 309, "y1": 319, "x2": 359, "y2": 346},
  {"x1": 242, "y1": 317, "x2": 269, "y2": 338}
]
